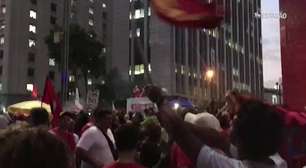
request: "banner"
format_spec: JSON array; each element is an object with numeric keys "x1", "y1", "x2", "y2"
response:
[{"x1": 127, "y1": 97, "x2": 155, "y2": 112}]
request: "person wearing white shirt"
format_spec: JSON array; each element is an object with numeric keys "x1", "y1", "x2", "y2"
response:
[
  {"x1": 157, "y1": 99, "x2": 286, "y2": 168},
  {"x1": 76, "y1": 110, "x2": 117, "y2": 168}
]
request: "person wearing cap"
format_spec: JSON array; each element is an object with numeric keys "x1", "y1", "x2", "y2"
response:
[
  {"x1": 49, "y1": 111, "x2": 78, "y2": 153},
  {"x1": 158, "y1": 99, "x2": 286, "y2": 168},
  {"x1": 170, "y1": 112, "x2": 222, "y2": 168}
]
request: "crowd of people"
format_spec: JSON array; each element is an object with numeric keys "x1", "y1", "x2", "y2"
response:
[{"x1": 0, "y1": 90, "x2": 290, "y2": 168}]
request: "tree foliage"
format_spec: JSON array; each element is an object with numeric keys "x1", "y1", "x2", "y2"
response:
[{"x1": 45, "y1": 24, "x2": 105, "y2": 78}]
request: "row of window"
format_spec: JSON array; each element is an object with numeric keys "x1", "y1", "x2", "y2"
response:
[
  {"x1": 28, "y1": 4, "x2": 38, "y2": 78},
  {"x1": 0, "y1": 66, "x2": 34, "y2": 77}
]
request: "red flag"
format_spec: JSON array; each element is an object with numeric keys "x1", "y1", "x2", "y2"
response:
[
  {"x1": 52, "y1": 93, "x2": 62, "y2": 127},
  {"x1": 31, "y1": 85, "x2": 39, "y2": 98},
  {"x1": 151, "y1": 0, "x2": 224, "y2": 28},
  {"x1": 42, "y1": 78, "x2": 56, "y2": 105},
  {"x1": 42, "y1": 78, "x2": 62, "y2": 127}
]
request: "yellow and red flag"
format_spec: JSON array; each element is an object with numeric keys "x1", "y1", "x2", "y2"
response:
[{"x1": 151, "y1": 0, "x2": 224, "y2": 28}]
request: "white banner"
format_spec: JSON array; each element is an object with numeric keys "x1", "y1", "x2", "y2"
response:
[{"x1": 126, "y1": 97, "x2": 155, "y2": 112}]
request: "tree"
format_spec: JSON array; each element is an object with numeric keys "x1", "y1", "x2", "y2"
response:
[{"x1": 45, "y1": 24, "x2": 104, "y2": 93}]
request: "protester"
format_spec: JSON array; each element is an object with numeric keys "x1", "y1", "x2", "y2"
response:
[
  {"x1": 76, "y1": 109, "x2": 117, "y2": 168},
  {"x1": 137, "y1": 122, "x2": 163, "y2": 168},
  {"x1": 170, "y1": 112, "x2": 222, "y2": 168},
  {"x1": 105, "y1": 124, "x2": 144, "y2": 168},
  {"x1": 50, "y1": 111, "x2": 78, "y2": 153},
  {"x1": 29, "y1": 108, "x2": 50, "y2": 128},
  {"x1": 157, "y1": 99, "x2": 285, "y2": 168},
  {"x1": 0, "y1": 127, "x2": 70, "y2": 168}
]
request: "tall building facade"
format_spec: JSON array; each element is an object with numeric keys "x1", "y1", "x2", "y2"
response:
[
  {"x1": 0, "y1": 0, "x2": 107, "y2": 106},
  {"x1": 280, "y1": 0, "x2": 306, "y2": 111},
  {"x1": 127, "y1": 0, "x2": 263, "y2": 104}
]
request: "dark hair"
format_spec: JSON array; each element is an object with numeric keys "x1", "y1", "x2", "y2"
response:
[
  {"x1": 74, "y1": 111, "x2": 90, "y2": 135},
  {"x1": 139, "y1": 140, "x2": 162, "y2": 167},
  {"x1": 0, "y1": 128, "x2": 69, "y2": 168},
  {"x1": 29, "y1": 108, "x2": 49, "y2": 127},
  {"x1": 232, "y1": 100, "x2": 284, "y2": 160},
  {"x1": 116, "y1": 124, "x2": 140, "y2": 151},
  {"x1": 145, "y1": 123, "x2": 161, "y2": 143},
  {"x1": 92, "y1": 109, "x2": 112, "y2": 121},
  {"x1": 60, "y1": 112, "x2": 76, "y2": 120}
]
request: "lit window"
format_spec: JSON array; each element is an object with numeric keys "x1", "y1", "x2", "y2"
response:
[
  {"x1": 102, "y1": 47, "x2": 106, "y2": 53},
  {"x1": 102, "y1": 3, "x2": 106, "y2": 8},
  {"x1": 88, "y1": 19, "x2": 94, "y2": 26},
  {"x1": 29, "y1": 24, "x2": 36, "y2": 33},
  {"x1": 49, "y1": 58, "x2": 55, "y2": 66},
  {"x1": 0, "y1": 36, "x2": 4, "y2": 45},
  {"x1": 29, "y1": 39, "x2": 36, "y2": 47},
  {"x1": 134, "y1": 64, "x2": 144, "y2": 75},
  {"x1": 1, "y1": 5, "x2": 6, "y2": 14},
  {"x1": 0, "y1": 82, "x2": 2, "y2": 91},
  {"x1": 148, "y1": 7, "x2": 151, "y2": 16},
  {"x1": 26, "y1": 84, "x2": 34, "y2": 92},
  {"x1": 0, "y1": 24, "x2": 5, "y2": 30},
  {"x1": 30, "y1": 10, "x2": 37, "y2": 19},
  {"x1": 148, "y1": 64, "x2": 152, "y2": 72},
  {"x1": 69, "y1": 75, "x2": 75, "y2": 82},
  {"x1": 272, "y1": 95, "x2": 278, "y2": 104},
  {"x1": 134, "y1": 9, "x2": 144, "y2": 19},
  {"x1": 89, "y1": 8, "x2": 94, "y2": 15},
  {"x1": 136, "y1": 28, "x2": 140, "y2": 37},
  {"x1": 87, "y1": 79, "x2": 92, "y2": 85}
]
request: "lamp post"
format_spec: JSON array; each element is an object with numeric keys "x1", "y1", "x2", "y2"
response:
[
  {"x1": 205, "y1": 70, "x2": 215, "y2": 81},
  {"x1": 205, "y1": 69, "x2": 215, "y2": 99}
]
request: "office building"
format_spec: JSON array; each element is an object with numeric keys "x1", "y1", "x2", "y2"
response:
[
  {"x1": 126, "y1": 0, "x2": 263, "y2": 104},
  {"x1": 0, "y1": 0, "x2": 107, "y2": 106}
]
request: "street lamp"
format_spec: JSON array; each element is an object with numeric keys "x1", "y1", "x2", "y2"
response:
[
  {"x1": 205, "y1": 69, "x2": 215, "y2": 99},
  {"x1": 205, "y1": 69, "x2": 215, "y2": 81}
]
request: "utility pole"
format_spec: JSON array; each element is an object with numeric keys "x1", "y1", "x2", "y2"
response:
[
  {"x1": 143, "y1": 0, "x2": 150, "y2": 83},
  {"x1": 130, "y1": 0, "x2": 135, "y2": 82},
  {"x1": 61, "y1": 0, "x2": 70, "y2": 103}
]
